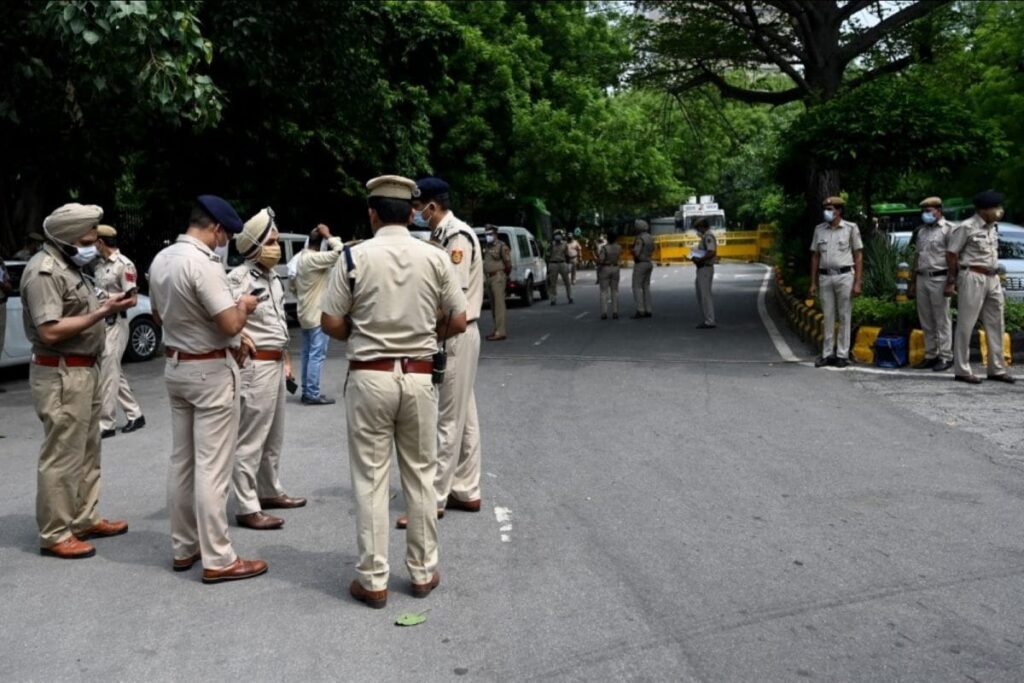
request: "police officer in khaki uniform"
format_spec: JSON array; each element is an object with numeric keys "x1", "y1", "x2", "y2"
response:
[
  {"x1": 631, "y1": 219, "x2": 655, "y2": 319},
  {"x1": 227, "y1": 208, "x2": 306, "y2": 531},
  {"x1": 406, "y1": 176, "x2": 485, "y2": 521},
  {"x1": 910, "y1": 197, "x2": 954, "y2": 371},
  {"x1": 547, "y1": 230, "x2": 573, "y2": 305},
  {"x1": 321, "y1": 175, "x2": 467, "y2": 608},
  {"x1": 483, "y1": 225, "x2": 511, "y2": 341},
  {"x1": 21, "y1": 203, "x2": 133, "y2": 559},
  {"x1": 597, "y1": 230, "x2": 622, "y2": 319},
  {"x1": 148, "y1": 195, "x2": 268, "y2": 583},
  {"x1": 93, "y1": 225, "x2": 145, "y2": 437},
  {"x1": 0, "y1": 258, "x2": 11, "y2": 388},
  {"x1": 693, "y1": 218, "x2": 718, "y2": 329},
  {"x1": 946, "y1": 190, "x2": 1016, "y2": 384},
  {"x1": 808, "y1": 196, "x2": 864, "y2": 367}
]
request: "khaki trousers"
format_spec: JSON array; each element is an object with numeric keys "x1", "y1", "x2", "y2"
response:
[
  {"x1": 915, "y1": 275, "x2": 952, "y2": 361},
  {"x1": 31, "y1": 363, "x2": 102, "y2": 547},
  {"x1": 820, "y1": 272, "x2": 853, "y2": 359},
  {"x1": 548, "y1": 263, "x2": 572, "y2": 302},
  {"x1": 598, "y1": 266, "x2": 620, "y2": 315},
  {"x1": 99, "y1": 318, "x2": 142, "y2": 431},
  {"x1": 632, "y1": 261, "x2": 653, "y2": 314},
  {"x1": 165, "y1": 356, "x2": 240, "y2": 570},
  {"x1": 232, "y1": 359, "x2": 286, "y2": 515},
  {"x1": 696, "y1": 265, "x2": 715, "y2": 325},
  {"x1": 953, "y1": 271, "x2": 1006, "y2": 377},
  {"x1": 346, "y1": 365, "x2": 439, "y2": 590},
  {"x1": 486, "y1": 272, "x2": 507, "y2": 337},
  {"x1": 435, "y1": 322, "x2": 482, "y2": 506}
]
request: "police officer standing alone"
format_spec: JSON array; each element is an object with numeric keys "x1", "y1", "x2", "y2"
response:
[
  {"x1": 228, "y1": 208, "x2": 306, "y2": 531},
  {"x1": 321, "y1": 175, "x2": 467, "y2": 608},
  {"x1": 483, "y1": 225, "x2": 510, "y2": 341},
  {"x1": 910, "y1": 197, "x2": 954, "y2": 371},
  {"x1": 21, "y1": 203, "x2": 133, "y2": 559},
  {"x1": 93, "y1": 225, "x2": 145, "y2": 437},
  {"x1": 808, "y1": 197, "x2": 863, "y2": 367},
  {"x1": 693, "y1": 218, "x2": 718, "y2": 329},
  {"x1": 597, "y1": 229, "x2": 622, "y2": 320},
  {"x1": 547, "y1": 230, "x2": 573, "y2": 305},
  {"x1": 148, "y1": 195, "x2": 268, "y2": 583},
  {"x1": 946, "y1": 190, "x2": 1015, "y2": 384},
  {"x1": 631, "y1": 219, "x2": 655, "y2": 319}
]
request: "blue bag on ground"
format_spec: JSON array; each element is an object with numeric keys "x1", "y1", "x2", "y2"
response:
[{"x1": 874, "y1": 334, "x2": 908, "y2": 368}]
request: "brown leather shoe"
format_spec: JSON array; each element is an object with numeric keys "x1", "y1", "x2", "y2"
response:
[
  {"x1": 396, "y1": 508, "x2": 445, "y2": 529},
  {"x1": 411, "y1": 572, "x2": 440, "y2": 598},
  {"x1": 350, "y1": 580, "x2": 387, "y2": 609},
  {"x1": 75, "y1": 518, "x2": 128, "y2": 540},
  {"x1": 954, "y1": 374, "x2": 983, "y2": 384},
  {"x1": 202, "y1": 558, "x2": 268, "y2": 584},
  {"x1": 40, "y1": 536, "x2": 95, "y2": 559},
  {"x1": 258, "y1": 494, "x2": 307, "y2": 509},
  {"x1": 173, "y1": 552, "x2": 202, "y2": 572},
  {"x1": 236, "y1": 511, "x2": 284, "y2": 530},
  {"x1": 446, "y1": 494, "x2": 481, "y2": 512}
]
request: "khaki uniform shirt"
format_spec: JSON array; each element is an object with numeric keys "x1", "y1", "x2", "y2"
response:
[
  {"x1": 148, "y1": 235, "x2": 238, "y2": 353},
  {"x1": 699, "y1": 231, "x2": 718, "y2": 264},
  {"x1": 914, "y1": 218, "x2": 954, "y2": 273},
  {"x1": 294, "y1": 237, "x2": 343, "y2": 330},
  {"x1": 810, "y1": 220, "x2": 863, "y2": 270},
  {"x1": 598, "y1": 242, "x2": 621, "y2": 267},
  {"x1": 948, "y1": 214, "x2": 999, "y2": 271},
  {"x1": 483, "y1": 241, "x2": 511, "y2": 276},
  {"x1": 436, "y1": 212, "x2": 482, "y2": 321},
  {"x1": 227, "y1": 264, "x2": 289, "y2": 349},
  {"x1": 20, "y1": 244, "x2": 104, "y2": 356},
  {"x1": 93, "y1": 249, "x2": 138, "y2": 296},
  {"x1": 321, "y1": 225, "x2": 467, "y2": 361},
  {"x1": 633, "y1": 233, "x2": 655, "y2": 261},
  {"x1": 548, "y1": 242, "x2": 569, "y2": 263}
]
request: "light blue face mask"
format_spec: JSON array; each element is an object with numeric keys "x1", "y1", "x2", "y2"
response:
[
  {"x1": 921, "y1": 211, "x2": 937, "y2": 224},
  {"x1": 412, "y1": 209, "x2": 430, "y2": 228},
  {"x1": 70, "y1": 245, "x2": 98, "y2": 267},
  {"x1": 823, "y1": 209, "x2": 835, "y2": 223}
]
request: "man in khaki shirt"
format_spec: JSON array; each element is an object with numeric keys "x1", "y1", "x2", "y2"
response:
[
  {"x1": 409, "y1": 176, "x2": 486, "y2": 521},
  {"x1": 21, "y1": 203, "x2": 133, "y2": 559},
  {"x1": 910, "y1": 197, "x2": 954, "y2": 371},
  {"x1": 547, "y1": 230, "x2": 573, "y2": 305},
  {"x1": 946, "y1": 190, "x2": 1015, "y2": 384},
  {"x1": 322, "y1": 174, "x2": 467, "y2": 609},
  {"x1": 293, "y1": 223, "x2": 343, "y2": 405},
  {"x1": 228, "y1": 208, "x2": 306, "y2": 531},
  {"x1": 808, "y1": 196, "x2": 863, "y2": 367},
  {"x1": 482, "y1": 225, "x2": 511, "y2": 341},
  {"x1": 93, "y1": 225, "x2": 145, "y2": 437},
  {"x1": 149, "y1": 195, "x2": 267, "y2": 583},
  {"x1": 631, "y1": 219, "x2": 655, "y2": 318}
]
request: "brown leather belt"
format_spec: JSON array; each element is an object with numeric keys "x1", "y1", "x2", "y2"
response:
[
  {"x1": 349, "y1": 358, "x2": 433, "y2": 374},
  {"x1": 32, "y1": 354, "x2": 97, "y2": 368},
  {"x1": 968, "y1": 266, "x2": 998, "y2": 277},
  {"x1": 251, "y1": 349, "x2": 284, "y2": 361},
  {"x1": 166, "y1": 348, "x2": 227, "y2": 361}
]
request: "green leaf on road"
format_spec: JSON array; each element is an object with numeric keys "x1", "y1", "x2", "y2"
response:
[{"x1": 395, "y1": 613, "x2": 427, "y2": 627}]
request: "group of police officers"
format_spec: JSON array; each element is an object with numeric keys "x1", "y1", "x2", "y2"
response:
[{"x1": 14, "y1": 179, "x2": 1016, "y2": 605}]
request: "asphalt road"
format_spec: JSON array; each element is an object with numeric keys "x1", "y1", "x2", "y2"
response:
[{"x1": 2, "y1": 262, "x2": 1023, "y2": 681}]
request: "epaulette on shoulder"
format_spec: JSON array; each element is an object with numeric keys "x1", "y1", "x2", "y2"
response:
[{"x1": 38, "y1": 254, "x2": 56, "y2": 274}]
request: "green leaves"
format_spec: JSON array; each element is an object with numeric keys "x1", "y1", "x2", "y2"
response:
[{"x1": 395, "y1": 613, "x2": 428, "y2": 627}]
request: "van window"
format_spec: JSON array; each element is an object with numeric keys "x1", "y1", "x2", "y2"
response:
[
  {"x1": 529, "y1": 238, "x2": 540, "y2": 258},
  {"x1": 517, "y1": 234, "x2": 530, "y2": 258}
]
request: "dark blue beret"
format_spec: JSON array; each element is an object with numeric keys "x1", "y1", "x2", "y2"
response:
[
  {"x1": 973, "y1": 190, "x2": 1004, "y2": 209},
  {"x1": 415, "y1": 177, "x2": 450, "y2": 202},
  {"x1": 196, "y1": 194, "x2": 244, "y2": 233}
]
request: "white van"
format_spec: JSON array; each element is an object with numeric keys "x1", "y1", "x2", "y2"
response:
[{"x1": 474, "y1": 226, "x2": 548, "y2": 305}]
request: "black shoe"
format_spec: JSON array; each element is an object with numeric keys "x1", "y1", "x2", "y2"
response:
[
  {"x1": 568, "y1": 298, "x2": 574, "y2": 304},
  {"x1": 914, "y1": 358, "x2": 939, "y2": 370},
  {"x1": 835, "y1": 357, "x2": 850, "y2": 368},
  {"x1": 644, "y1": 312, "x2": 653, "y2": 318},
  {"x1": 630, "y1": 313, "x2": 645, "y2": 319},
  {"x1": 301, "y1": 395, "x2": 336, "y2": 405},
  {"x1": 987, "y1": 373, "x2": 1017, "y2": 384},
  {"x1": 600, "y1": 314, "x2": 608, "y2": 320},
  {"x1": 814, "y1": 356, "x2": 835, "y2": 368},
  {"x1": 931, "y1": 360, "x2": 953, "y2": 372},
  {"x1": 122, "y1": 416, "x2": 146, "y2": 433},
  {"x1": 696, "y1": 323, "x2": 716, "y2": 329},
  {"x1": 101, "y1": 429, "x2": 117, "y2": 439},
  {"x1": 612, "y1": 313, "x2": 619, "y2": 319}
]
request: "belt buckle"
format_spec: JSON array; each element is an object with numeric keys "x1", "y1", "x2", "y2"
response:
[{"x1": 400, "y1": 358, "x2": 410, "y2": 374}]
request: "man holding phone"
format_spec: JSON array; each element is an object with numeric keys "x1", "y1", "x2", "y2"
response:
[
  {"x1": 93, "y1": 225, "x2": 145, "y2": 437},
  {"x1": 227, "y1": 208, "x2": 306, "y2": 531}
]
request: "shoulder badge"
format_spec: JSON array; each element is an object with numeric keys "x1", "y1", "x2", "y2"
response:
[
  {"x1": 125, "y1": 269, "x2": 137, "y2": 284},
  {"x1": 451, "y1": 249, "x2": 464, "y2": 265},
  {"x1": 39, "y1": 255, "x2": 55, "y2": 274}
]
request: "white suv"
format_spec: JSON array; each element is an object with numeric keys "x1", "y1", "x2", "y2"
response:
[{"x1": 473, "y1": 226, "x2": 548, "y2": 305}]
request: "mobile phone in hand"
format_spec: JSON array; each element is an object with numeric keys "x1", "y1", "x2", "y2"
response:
[
  {"x1": 123, "y1": 287, "x2": 138, "y2": 298},
  {"x1": 250, "y1": 287, "x2": 269, "y2": 302}
]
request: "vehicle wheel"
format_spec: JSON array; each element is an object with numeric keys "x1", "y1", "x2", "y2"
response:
[
  {"x1": 538, "y1": 283, "x2": 550, "y2": 301},
  {"x1": 125, "y1": 316, "x2": 161, "y2": 363},
  {"x1": 523, "y1": 278, "x2": 534, "y2": 307}
]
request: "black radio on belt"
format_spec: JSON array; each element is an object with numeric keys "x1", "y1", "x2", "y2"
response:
[{"x1": 433, "y1": 310, "x2": 453, "y2": 385}]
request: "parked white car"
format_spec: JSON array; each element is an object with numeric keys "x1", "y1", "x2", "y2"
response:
[
  {"x1": 889, "y1": 221, "x2": 1024, "y2": 301},
  {"x1": 1, "y1": 260, "x2": 162, "y2": 368},
  {"x1": 473, "y1": 226, "x2": 548, "y2": 305}
]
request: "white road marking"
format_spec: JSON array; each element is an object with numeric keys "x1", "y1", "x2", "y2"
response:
[
  {"x1": 500, "y1": 534, "x2": 511, "y2": 542},
  {"x1": 574, "y1": 311, "x2": 588, "y2": 320},
  {"x1": 533, "y1": 333, "x2": 550, "y2": 346},
  {"x1": 757, "y1": 265, "x2": 800, "y2": 363},
  {"x1": 495, "y1": 506, "x2": 512, "y2": 543},
  {"x1": 486, "y1": 472, "x2": 498, "y2": 478}
]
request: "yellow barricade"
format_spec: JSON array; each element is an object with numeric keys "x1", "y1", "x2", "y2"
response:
[{"x1": 582, "y1": 228, "x2": 775, "y2": 266}]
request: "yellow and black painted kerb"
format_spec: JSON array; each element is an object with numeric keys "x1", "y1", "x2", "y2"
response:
[{"x1": 773, "y1": 269, "x2": 824, "y2": 347}]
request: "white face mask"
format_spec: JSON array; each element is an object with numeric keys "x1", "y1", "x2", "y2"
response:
[
  {"x1": 213, "y1": 229, "x2": 230, "y2": 261},
  {"x1": 823, "y1": 209, "x2": 835, "y2": 223},
  {"x1": 70, "y1": 245, "x2": 98, "y2": 267},
  {"x1": 485, "y1": 234, "x2": 495, "y2": 244}
]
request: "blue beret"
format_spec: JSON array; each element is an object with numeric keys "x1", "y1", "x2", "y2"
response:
[
  {"x1": 196, "y1": 194, "x2": 244, "y2": 233},
  {"x1": 973, "y1": 190, "x2": 1004, "y2": 209},
  {"x1": 415, "y1": 177, "x2": 450, "y2": 201}
]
